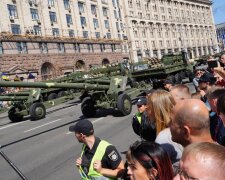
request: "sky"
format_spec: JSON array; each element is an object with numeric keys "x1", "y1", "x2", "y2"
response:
[{"x1": 213, "y1": 0, "x2": 225, "y2": 24}]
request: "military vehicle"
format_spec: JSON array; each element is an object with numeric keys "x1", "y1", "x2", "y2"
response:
[{"x1": 0, "y1": 76, "x2": 151, "y2": 122}]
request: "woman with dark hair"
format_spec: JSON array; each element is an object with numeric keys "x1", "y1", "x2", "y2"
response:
[{"x1": 126, "y1": 141, "x2": 173, "y2": 180}]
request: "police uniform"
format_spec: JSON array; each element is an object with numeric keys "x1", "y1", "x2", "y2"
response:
[{"x1": 80, "y1": 137, "x2": 122, "y2": 179}]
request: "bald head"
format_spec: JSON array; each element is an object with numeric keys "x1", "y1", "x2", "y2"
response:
[
  {"x1": 173, "y1": 99, "x2": 209, "y2": 129},
  {"x1": 170, "y1": 99, "x2": 211, "y2": 146},
  {"x1": 170, "y1": 84, "x2": 191, "y2": 102}
]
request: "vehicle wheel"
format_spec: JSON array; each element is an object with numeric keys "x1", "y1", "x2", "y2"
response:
[
  {"x1": 57, "y1": 91, "x2": 67, "y2": 98},
  {"x1": 81, "y1": 97, "x2": 96, "y2": 117},
  {"x1": 8, "y1": 106, "x2": 23, "y2": 122},
  {"x1": 29, "y1": 102, "x2": 46, "y2": 120},
  {"x1": 117, "y1": 93, "x2": 132, "y2": 116},
  {"x1": 47, "y1": 93, "x2": 57, "y2": 100},
  {"x1": 179, "y1": 71, "x2": 186, "y2": 79}
]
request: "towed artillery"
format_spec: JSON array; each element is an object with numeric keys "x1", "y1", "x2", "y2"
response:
[{"x1": 0, "y1": 76, "x2": 151, "y2": 122}]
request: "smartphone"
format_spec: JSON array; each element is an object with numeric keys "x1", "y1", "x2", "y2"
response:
[{"x1": 207, "y1": 60, "x2": 218, "y2": 68}]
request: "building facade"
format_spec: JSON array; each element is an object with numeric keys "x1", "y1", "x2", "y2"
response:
[
  {"x1": 216, "y1": 22, "x2": 225, "y2": 52},
  {"x1": 122, "y1": 0, "x2": 218, "y2": 62},
  {"x1": 0, "y1": 0, "x2": 129, "y2": 80}
]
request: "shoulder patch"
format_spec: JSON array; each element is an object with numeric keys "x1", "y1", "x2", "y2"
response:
[{"x1": 108, "y1": 150, "x2": 118, "y2": 161}]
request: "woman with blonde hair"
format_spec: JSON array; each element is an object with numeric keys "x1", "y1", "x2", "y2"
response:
[{"x1": 147, "y1": 89, "x2": 176, "y2": 135}]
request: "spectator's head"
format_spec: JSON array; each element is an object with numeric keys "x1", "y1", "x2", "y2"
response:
[
  {"x1": 147, "y1": 89, "x2": 176, "y2": 134},
  {"x1": 191, "y1": 91, "x2": 201, "y2": 99},
  {"x1": 198, "y1": 72, "x2": 216, "y2": 91},
  {"x1": 163, "y1": 79, "x2": 174, "y2": 91},
  {"x1": 170, "y1": 84, "x2": 191, "y2": 102},
  {"x1": 169, "y1": 99, "x2": 211, "y2": 147},
  {"x1": 136, "y1": 97, "x2": 147, "y2": 113},
  {"x1": 126, "y1": 141, "x2": 173, "y2": 180},
  {"x1": 174, "y1": 142, "x2": 225, "y2": 180},
  {"x1": 220, "y1": 54, "x2": 225, "y2": 64},
  {"x1": 206, "y1": 87, "x2": 225, "y2": 112},
  {"x1": 217, "y1": 93, "x2": 225, "y2": 126},
  {"x1": 69, "y1": 119, "x2": 94, "y2": 143}
]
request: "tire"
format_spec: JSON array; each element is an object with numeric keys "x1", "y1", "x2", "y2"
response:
[
  {"x1": 57, "y1": 91, "x2": 67, "y2": 98},
  {"x1": 117, "y1": 93, "x2": 132, "y2": 116},
  {"x1": 29, "y1": 102, "x2": 46, "y2": 120},
  {"x1": 81, "y1": 97, "x2": 96, "y2": 117},
  {"x1": 179, "y1": 71, "x2": 186, "y2": 79},
  {"x1": 8, "y1": 106, "x2": 23, "y2": 122},
  {"x1": 47, "y1": 93, "x2": 57, "y2": 100},
  {"x1": 174, "y1": 73, "x2": 182, "y2": 84}
]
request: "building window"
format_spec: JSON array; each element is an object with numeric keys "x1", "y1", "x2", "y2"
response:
[
  {"x1": 116, "y1": 22, "x2": 120, "y2": 31},
  {"x1": 74, "y1": 43, "x2": 80, "y2": 52},
  {"x1": 95, "y1": 32, "x2": 100, "y2": 38},
  {"x1": 69, "y1": 29, "x2": 75, "y2": 37},
  {"x1": 52, "y1": 28, "x2": 59, "y2": 36},
  {"x1": 33, "y1": 26, "x2": 41, "y2": 35},
  {"x1": 66, "y1": 14, "x2": 73, "y2": 24},
  {"x1": 78, "y1": 2, "x2": 84, "y2": 13},
  {"x1": 49, "y1": 11, "x2": 57, "y2": 23},
  {"x1": 114, "y1": 10, "x2": 118, "y2": 19},
  {"x1": 111, "y1": 44, "x2": 116, "y2": 52},
  {"x1": 91, "y1": 4, "x2": 97, "y2": 15},
  {"x1": 58, "y1": 43, "x2": 65, "y2": 53},
  {"x1": 63, "y1": 0, "x2": 70, "y2": 9},
  {"x1": 83, "y1": 31, "x2": 88, "y2": 38},
  {"x1": 39, "y1": 42, "x2": 48, "y2": 53},
  {"x1": 100, "y1": 44, "x2": 105, "y2": 52},
  {"x1": 11, "y1": 24, "x2": 21, "y2": 34},
  {"x1": 30, "y1": 8, "x2": 39, "y2": 20},
  {"x1": 48, "y1": 0, "x2": 55, "y2": 6},
  {"x1": 102, "y1": 7, "x2": 108, "y2": 17},
  {"x1": 104, "y1": 20, "x2": 109, "y2": 29},
  {"x1": 7, "y1": 4, "x2": 18, "y2": 17},
  {"x1": 106, "y1": 33, "x2": 111, "y2": 39},
  {"x1": 17, "y1": 42, "x2": 27, "y2": 54},
  {"x1": 93, "y1": 18, "x2": 99, "y2": 28},
  {"x1": 0, "y1": 42, "x2": 3, "y2": 55},
  {"x1": 87, "y1": 44, "x2": 94, "y2": 52},
  {"x1": 80, "y1": 16, "x2": 86, "y2": 27}
]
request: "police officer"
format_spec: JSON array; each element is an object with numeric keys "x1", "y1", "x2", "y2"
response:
[
  {"x1": 132, "y1": 97, "x2": 156, "y2": 141},
  {"x1": 69, "y1": 119, "x2": 124, "y2": 180}
]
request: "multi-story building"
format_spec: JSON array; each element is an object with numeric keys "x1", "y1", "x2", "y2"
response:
[
  {"x1": 0, "y1": 0, "x2": 129, "y2": 80},
  {"x1": 122, "y1": 0, "x2": 218, "y2": 61},
  {"x1": 216, "y1": 22, "x2": 225, "y2": 52}
]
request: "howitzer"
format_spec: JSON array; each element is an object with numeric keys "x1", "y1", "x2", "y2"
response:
[{"x1": 0, "y1": 76, "x2": 152, "y2": 122}]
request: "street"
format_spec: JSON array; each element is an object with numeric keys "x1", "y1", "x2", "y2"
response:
[{"x1": 0, "y1": 99, "x2": 138, "y2": 180}]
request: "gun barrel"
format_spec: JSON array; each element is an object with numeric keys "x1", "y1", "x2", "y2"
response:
[
  {"x1": 0, "y1": 81, "x2": 109, "y2": 90},
  {"x1": 0, "y1": 96, "x2": 28, "y2": 101}
]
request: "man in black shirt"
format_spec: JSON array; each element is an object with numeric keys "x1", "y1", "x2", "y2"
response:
[{"x1": 69, "y1": 119, "x2": 124, "y2": 179}]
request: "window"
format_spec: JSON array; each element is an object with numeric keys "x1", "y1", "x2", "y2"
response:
[
  {"x1": 0, "y1": 42, "x2": 3, "y2": 55},
  {"x1": 39, "y1": 42, "x2": 48, "y2": 53},
  {"x1": 100, "y1": 44, "x2": 105, "y2": 52},
  {"x1": 102, "y1": 7, "x2": 108, "y2": 17},
  {"x1": 78, "y1": 2, "x2": 84, "y2": 13},
  {"x1": 66, "y1": 14, "x2": 72, "y2": 24},
  {"x1": 91, "y1": 4, "x2": 96, "y2": 15},
  {"x1": 30, "y1": 8, "x2": 39, "y2": 20},
  {"x1": 63, "y1": 0, "x2": 70, "y2": 9},
  {"x1": 48, "y1": 0, "x2": 55, "y2": 6},
  {"x1": 111, "y1": 44, "x2": 116, "y2": 52},
  {"x1": 52, "y1": 28, "x2": 59, "y2": 36},
  {"x1": 7, "y1": 4, "x2": 18, "y2": 17},
  {"x1": 33, "y1": 26, "x2": 41, "y2": 35},
  {"x1": 49, "y1": 11, "x2": 57, "y2": 23},
  {"x1": 106, "y1": 33, "x2": 111, "y2": 39},
  {"x1": 112, "y1": 0, "x2": 116, "y2": 7},
  {"x1": 83, "y1": 31, "x2": 88, "y2": 38},
  {"x1": 95, "y1": 32, "x2": 100, "y2": 38},
  {"x1": 116, "y1": 22, "x2": 120, "y2": 31},
  {"x1": 68, "y1": 29, "x2": 75, "y2": 37},
  {"x1": 17, "y1": 42, "x2": 27, "y2": 53},
  {"x1": 87, "y1": 44, "x2": 94, "y2": 52},
  {"x1": 120, "y1": 23, "x2": 123, "y2": 30},
  {"x1": 11, "y1": 24, "x2": 21, "y2": 34},
  {"x1": 104, "y1": 20, "x2": 109, "y2": 29},
  {"x1": 74, "y1": 43, "x2": 80, "y2": 52},
  {"x1": 80, "y1": 16, "x2": 86, "y2": 27},
  {"x1": 114, "y1": 10, "x2": 118, "y2": 19},
  {"x1": 93, "y1": 18, "x2": 99, "y2": 28},
  {"x1": 58, "y1": 43, "x2": 65, "y2": 52}
]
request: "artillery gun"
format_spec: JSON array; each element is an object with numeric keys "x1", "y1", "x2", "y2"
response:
[{"x1": 0, "y1": 76, "x2": 151, "y2": 122}]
